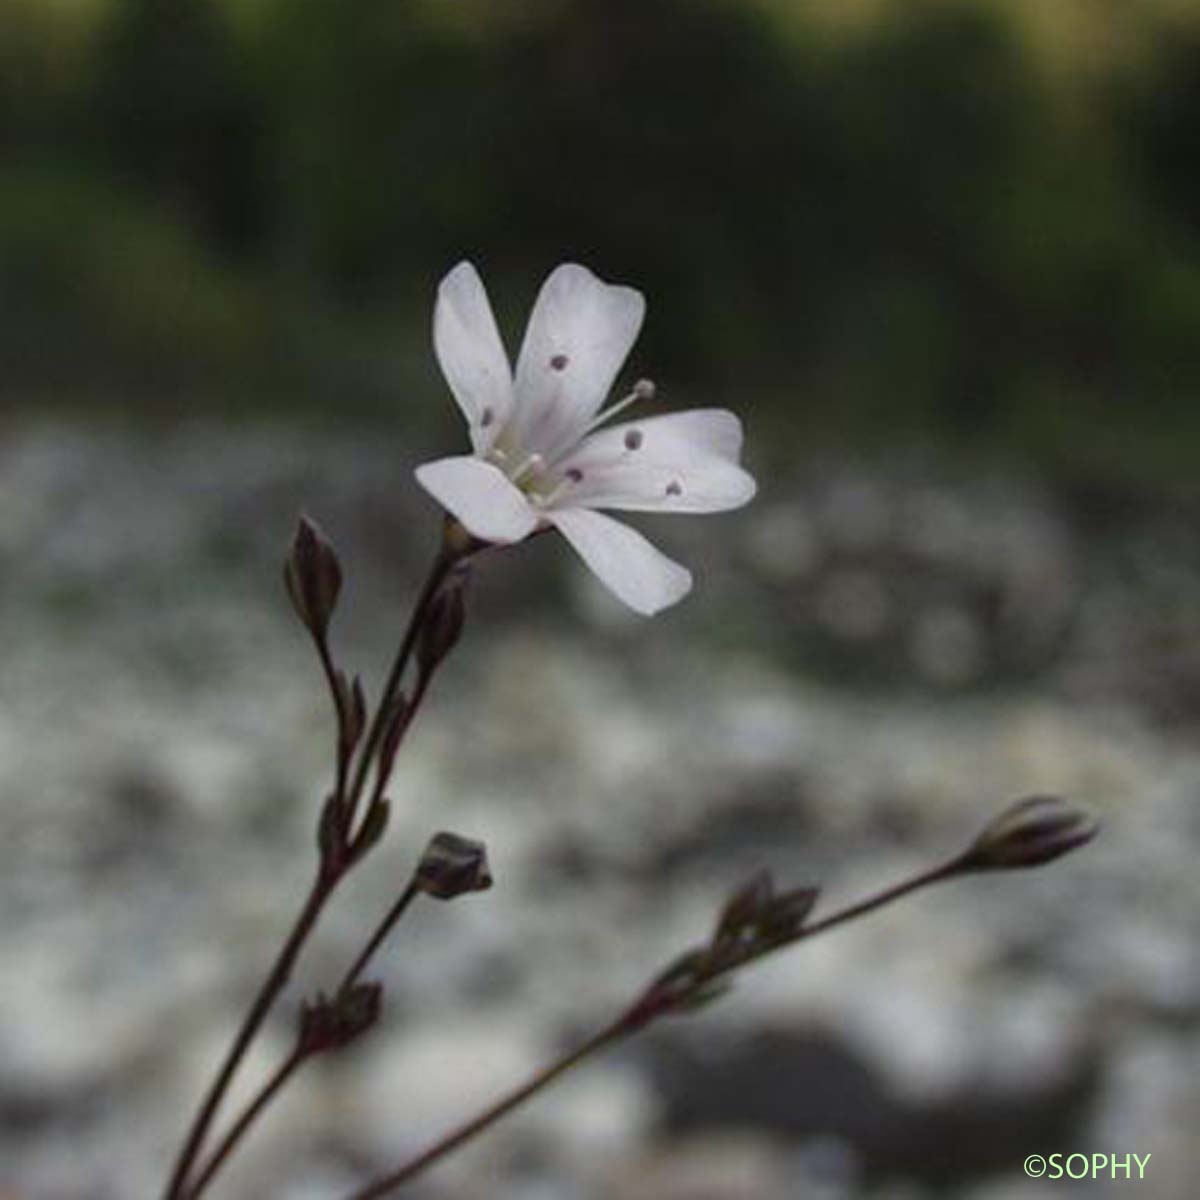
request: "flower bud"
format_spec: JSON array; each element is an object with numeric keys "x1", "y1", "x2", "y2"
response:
[
  {"x1": 713, "y1": 869, "x2": 774, "y2": 945},
  {"x1": 284, "y1": 516, "x2": 342, "y2": 640},
  {"x1": 298, "y1": 982, "x2": 382, "y2": 1055},
  {"x1": 759, "y1": 886, "x2": 820, "y2": 940},
  {"x1": 414, "y1": 831, "x2": 492, "y2": 900},
  {"x1": 960, "y1": 795, "x2": 1099, "y2": 871}
]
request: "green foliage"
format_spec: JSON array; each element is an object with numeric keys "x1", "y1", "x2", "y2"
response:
[{"x1": 3, "y1": 0, "x2": 1200, "y2": 482}]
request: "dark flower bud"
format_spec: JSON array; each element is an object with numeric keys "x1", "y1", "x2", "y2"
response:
[
  {"x1": 298, "y1": 982, "x2": 382, "y2": 1055},
  {"x1": 284, "y1": 516, "x2": 342, "y2": 640},
  {"x1": 414, "y1": 831, "x2": 492, "y2": 900},
  {"x1": 713, "y1": 869, "x2": 774, "y2": 945},
  {"x1": 759, "y1": 886, "x2": 820, "y2": 941},
  {"x1": 960, "y1": 795, "x2": 1099, "y2": 871},
  {"x1": 417, "y1": 570, "x2": 469, "y2": 679}
]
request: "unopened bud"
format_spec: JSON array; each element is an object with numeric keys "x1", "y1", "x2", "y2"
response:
[
  {"x1": 713, "y1": 870, "x2": 774, "y2": 945},
  {"x1": 284, "y1": 516, "x2": 342, "y2": 639},
  {"x1": 960, "y1": 795, "x2": 1099, "y2": 871},
  {"x1": 417, "y1": 570, "x2": 468, "y2": 679},
  {"x1": 759, "y1": 886, "x2": 820, "y2": 941},
  {"x1": 298, "y1": 982, "x2": 382, "y2": 1054},
  {"x1": 414, "y1": 831, "x2": 492, "y2": 900}
]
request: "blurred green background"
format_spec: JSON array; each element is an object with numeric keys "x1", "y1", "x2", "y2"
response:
[
  {"x1": 5, "y1": 0, "x2": 1200, "y2": 487},
  {"x1": 4, "y1": 3, "x2": 1200, "y2": 1199}
]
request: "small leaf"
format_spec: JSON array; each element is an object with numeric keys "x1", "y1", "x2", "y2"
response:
[
  {"x1": 671, "y1": 979, "x2": 733, "y2": 1014},
  {"x1": 350, "y1": 799, "x2": 390, "y2": 863},
  {"x1": 647, "y1": 947, "x2": 712, "y2": 992}
]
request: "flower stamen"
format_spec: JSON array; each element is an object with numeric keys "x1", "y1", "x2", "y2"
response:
[
  {"x1": 543, "y1": 378, "x2": 657, "y2": 467},
  {"x1": 508, "y1": 452, "x2": 545, "y2": 484},
  {"x1": 582, "y1": 378, "x2": 655, "y2": 439},
  {"x1": 535, "y1": 467, "x2": 584, "y2": 509}
]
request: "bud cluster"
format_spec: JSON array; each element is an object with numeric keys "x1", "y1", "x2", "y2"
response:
[
  {"x1": 624, "y1": 869, "x2": 820, "y2": 1028},
  {"x1": 297, "y1": 983, "x2": 383, "y2": 1056}
]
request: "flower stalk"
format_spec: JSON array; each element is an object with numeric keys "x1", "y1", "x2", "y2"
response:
[
  {"x1": 162, "y1": 527, "x2": 471, "y2": 1200},
  {"x1": 341, "y1": 797, "x2": 1096, "y2": 1197}
]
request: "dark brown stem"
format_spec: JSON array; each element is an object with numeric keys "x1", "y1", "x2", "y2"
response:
[
  {"x1": 315, "y1": 636, "x2": 349, "y2": 802},
  {"x1": 161, "y1": 876, "x2": 328, "y2": 1199},
  {"x1": 179, "y1": 1045, "x2": 308, "y2": 1200},
  {"x1": 343, "y1": 1021, "x2": 626, "y2": 1200},
  {"x1": 342, "y1": 549, "x2": 454, "y2": 833},
  {"x1": 719, "y1": 856, "x2": 961, "y2": 982},
  {"x1": 163, "y1": 545, "x2": 457, "y2": 1200},
  {"x1": 338, "y1": 883, "x2": 420, "y2": 994},
  {"x1": 183, "y1": 880, "x2": 423, "y2": 1200},
  {"x1": 342, "y1": 856, "x2": 962, "y2": 1198}
]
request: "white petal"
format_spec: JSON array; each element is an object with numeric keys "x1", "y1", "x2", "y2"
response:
[
  {"x1": 511, "y1": 263, "x2": 645, "y2": 457},
  {"x1": 556, "y1": 409, "x2": 757, "y2": 513},
  {"x1": 547, "y1": 507, "x2": 692, "y2": 616},
  {"x1": 415, "y1": 456, "x2": 539, "y2": 544},
  {"x1": 433, "y1": 262, "x2": 514, "y2": 453}
]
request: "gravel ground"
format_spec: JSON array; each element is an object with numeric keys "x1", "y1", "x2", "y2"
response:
[{"x1": 1, "y1": 419, "x2": 1196, "y2": 1200}]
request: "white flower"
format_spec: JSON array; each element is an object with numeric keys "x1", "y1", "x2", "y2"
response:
[{"x1": 416, "y1": 261, "x2": 757, "y2": 615}]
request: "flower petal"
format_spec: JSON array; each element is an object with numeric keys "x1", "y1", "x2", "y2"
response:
[
  {"x1": 415, "y1": 456, "x2": 539, "y2": 544},
  {"x1": 434, "y1": 262, "x2": 514, "y2": 453},
  {"x1": 556, "y1": 409, "x2": 758, "y2": 513},
  {"x1": 546, "y1": 507, "x2": 692, "y2": 616},
  {"x1": 511, "y1": 263, "x2": 645, "y2": 458}
]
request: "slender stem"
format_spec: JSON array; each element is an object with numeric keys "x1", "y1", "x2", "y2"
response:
[
  {"x1": 183, "y1": 882, "x2": 423, "y2": 1200},
  {"x1": 180, "y1": 1046, "x2": 307, "y2": 1200},
  {"x1": 161, "y1": 876, "x2": 328, "y2": 1200},
  {"x1": 183, "y1": 881, "x2": 427, "y2": 1200},
  {"x1": 315, "y1": 636, "x2": 350, "y2": 803},
  {"x1": 342, "y1": 856, "x2": 962, "y2": 1199},
  {"x1": 343, "y1": 550, "x2": 453, "y2": 832},
  {"x1": 339, "y1": 883, "x2": 420, "y2": 994},
  {"x1": 344, "y1": 1021, "x2": 626, "y2": 1200},
  {"x1": 163, "y1": 545, "x2": 456, "y2": 1200},
  {"x1": 718, "y1": 857, "x2": 961, "y2": 982}
]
